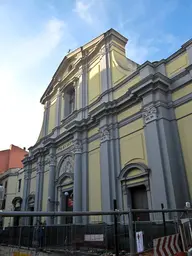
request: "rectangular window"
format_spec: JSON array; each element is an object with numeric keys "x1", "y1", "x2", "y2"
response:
[
  {"x1": 69, "y1": 89, "x2": 75, "y2": 114},
  {"x1": 4, "y1": 181, "x2": 7, "y2": 194},
  {"x1": 18, "y1": 179, "x2": 22, "y2": 192},
  {"x1": 64, "y1": 85, "x2": 75, "y2": 117}
]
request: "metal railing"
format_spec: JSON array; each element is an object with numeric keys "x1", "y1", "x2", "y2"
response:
[{"x1": 0, "y1": 209, "x2": 191, "y2": 255}]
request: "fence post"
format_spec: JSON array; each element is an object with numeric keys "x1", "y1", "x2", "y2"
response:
[
  {"x1": 113, "y1": 199, "x2": 119, "y2": 256},
  {"x1": 161, "y1": 203, "x2": 167, "y2": 236},
  {"x1": 128, "y1": 209, "x2": 135, "y2": 256}
]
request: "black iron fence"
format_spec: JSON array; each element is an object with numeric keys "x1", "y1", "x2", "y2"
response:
[{"x1": 0, "y1": 209, "x2": 191, "y2": 255}]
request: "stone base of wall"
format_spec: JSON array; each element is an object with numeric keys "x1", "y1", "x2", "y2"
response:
[
  {"x1": 0, "y1": 246, "x2": 104, "y2": 256},
  {"x1": 0, "y1": 246, "x2": 60, "y2": 256}
]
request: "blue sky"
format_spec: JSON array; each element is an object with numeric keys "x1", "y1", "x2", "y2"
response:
[{"x1": 0, "y1": 0, "x2": 191, "y2": 150}]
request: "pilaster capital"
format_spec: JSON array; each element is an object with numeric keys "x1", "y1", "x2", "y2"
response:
[
  {"x1": 142, "y1": 105, "x2": 157, "y2": 124},
  {"x1": 73, "y1": 140, "x2": 82, "y2": 154},
  {"x1": 99, "y1": 127, "x2": 110, "y2": 143},
  {"x1": 99, "y1": 44, "x2": 110, "y2": 59},
  {"x1": 49, "y1": 153, "x2": 57, "y2": 167},
  {"x1": 36, "y1": 160, "x2": 44, "y2": 174},
  {"x1": 77, "y1": 67, "x2": 83, "y2": 77},
  {"x1": 24, "y1": 172, "x2": 29, "y2": 180},
  {"x1": 56, "y1": 87, "x2": 61, "y2": 97},
  {"x1": 44, "y1": 101, "x2": 49, "y2": 110}
]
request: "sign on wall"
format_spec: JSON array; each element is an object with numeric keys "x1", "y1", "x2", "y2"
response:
[
  {"x1": 136, "y1": 231, "x2": 144, "y2": 253},
  {"x1": 84, "y1": 234, "x2": 104, "y2": 242},
  {"x1": 56, "y1": 141, "x2": 73, "y2": 153}
]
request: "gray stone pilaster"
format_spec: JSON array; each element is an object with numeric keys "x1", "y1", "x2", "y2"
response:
[
  {"x1": 73, "y1": 137, "x2": 82, "y2": 223},
  {"x1": 82, "y1": 60, "x2": 88, "y2": 119},
  {"x1": 156, "y1": 63, "x2": 166, "y2": 76},
  {"x1": 142, "y1": 104, "x2": 168, "y2": 209},
  {"x1": 47, "y1": 148, "x2": 56, "y2": 225},
  {"x1": 81, "y1": 132, "x2": 88, "y2": 223},
  {"x1": 77, "y1": 69, "x2": 83, "y2": 120},
  {"x1": 139, "y1": 63, "x2": 154, "y2": 79},
  {"x1": 99, "y1": 124, "x2": 113, "y2": 222},
  {"x1": 157, "y1": 105, "x2": 190, "y2": 207},
  {"x1": 22, "y1": 164, "x2": 30, "y2": 211},
  {"x1": 43, "y1": 101, "x2": 49, "y2": 137},
  {"x1": 55, "y1": 88, "x2": 62, "y2": 129},
  {"x1": 109, "y1": 133, "x2": 116, "y2": 201},
  {"x1": 22, "y1": 163, "x2": 31, "y2": 225},
  {"x1": 34, "y1": 157, "x2": 43, "y2": 212},
  {"x1": 113, "y1": 122, "x2": 123, "y2": 210}
]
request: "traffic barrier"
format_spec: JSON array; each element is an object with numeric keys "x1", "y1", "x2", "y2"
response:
[{"x1": 153, "y1": 233, "x2": 182, "y2": 255}]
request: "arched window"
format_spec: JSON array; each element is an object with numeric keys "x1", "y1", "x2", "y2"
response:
[{"x1": 64, "y1": 85, "x2": 75, "y2": 117}]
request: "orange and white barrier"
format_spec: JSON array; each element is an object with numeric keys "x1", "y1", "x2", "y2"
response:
[{"x1": 153, "y1": 233, "x2": 182, "y2": 255}]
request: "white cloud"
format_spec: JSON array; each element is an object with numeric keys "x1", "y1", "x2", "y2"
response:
[
  {"x1": 1, "y1": 18, "x2": 65, "y2": 74},
  {"x1": 126, "y1": 37, "x2": 160, "y2": 64},
  {"x1": 0, "y1": 17, "x2": 74, "y2": 150},
  {"x1": 73, "y1": 0, "x2": 93, "y2": 24}
]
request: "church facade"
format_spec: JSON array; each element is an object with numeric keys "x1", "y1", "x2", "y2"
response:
[{"x1": 22, "y1": 29, "x2": 192, "y2": 224}]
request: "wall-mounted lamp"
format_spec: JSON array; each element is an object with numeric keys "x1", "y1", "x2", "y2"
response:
[
  {"x1": 186, "y1": 202, "x2": 191, "y2": 208},
  {"x1": 47, "y1": 197, "x2": 59, "y2": 205},
  {"x1": 64, "y1": 192, "x2": 69, "y2": 197}
]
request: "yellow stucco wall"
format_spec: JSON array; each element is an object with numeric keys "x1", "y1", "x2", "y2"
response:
[
  {"x1": 88, "y1": 63, "x2": 101, "y2": 104},
  {"x1": 76, "y1": 82, "x2": 80, "y2": 110},
  {"x1": 111, "y1": 50, "x2": 127, "y2": 85},
  {"x1": 166, "y1": 52, "x2": 189, "y2": 77},
  {"x1": 126, "y1": 168, "x2": 143, "y2": 178},
  {"x1": 119, "y1": 118, "x2": 147, "y2": 168},
  {"x1": 2, "y1": 169, "x2": 25, "y2": 227},
  {"x1": 30, "y1": 171, "x2": 36, "y2": 194},
  {"x1": 60, "y1": 95, "x2": 64, "y2": 121},
  {"x1": 113, "y1": 75, "x2": 140, "y2": 100},
  {"x1": 48, "y1": 99, "x2": 56, "y2": 134},
  {"x1": 4, "y1": 175, "x2": 17, "y2": 227},
  {"x1": 172, "y1": 82, "x2": 192, "y2": 101},
  {"x1": 175, "y1": 101, "x2": 192, "y2": 197},
  {"x1": 117, "y1": 103, "x2": 141, "y2": 122},
  {"x1": 88, "y1": 141, "x2": 101, "y2": 212},
  {"x1": 88, "y1": 127, "x2": 98, "y2": 138},
  {"x1": 88, "y1": 140, "x2": 100, "y2": 152},
  {"x1": 175, "y1": 101, "x2": 192, "y2": 119}
]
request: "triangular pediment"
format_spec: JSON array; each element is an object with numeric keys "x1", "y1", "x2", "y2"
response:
[
  {"x1": 40, "y1": 28, "x2": 128, "y2": 104},
  {"x1": 40, "y1": 34, "x2": 106, "y2": 103}
]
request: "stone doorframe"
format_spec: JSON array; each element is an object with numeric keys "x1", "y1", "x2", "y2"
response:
[
  {"x1": 118, "y1": 162, "x2": 152, "y2": 212},
  {"x1": 55, "y1": 153, "x2": 74, "y2": 209},
  {"x1": 56, "y1": 175, "x2": 73, "y2": 224}
]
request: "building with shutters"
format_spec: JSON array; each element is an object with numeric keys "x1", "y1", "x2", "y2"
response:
[
  {"x1": 22, "y1": 29, "x2": 192, "y2": 224},
  {"x1": 0, "y1": 145, "x2": 27, "y2": 226}
]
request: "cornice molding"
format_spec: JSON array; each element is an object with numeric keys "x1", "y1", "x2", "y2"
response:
[{"x1": 30, "y1": 72, "x2": 173, "y2": 154}]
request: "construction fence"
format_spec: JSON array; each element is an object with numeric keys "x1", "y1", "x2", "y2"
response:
[{"x1": 0, "y1": 209, "x2": 191, "y2": 255}]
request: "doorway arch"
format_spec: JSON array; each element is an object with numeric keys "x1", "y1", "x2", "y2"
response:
[
  {"x1": 12, "y1": 197, "x2": 22, "y2": 226},
  {"x1": 56, "y1": 154, "x2": 74, "y2": 224},
  {"x1": 119, "y1": 162, "x2": 152, "y2": 221},
  {"x1": 27, "y1": 193, "x2": 35, "y2": 225}
]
